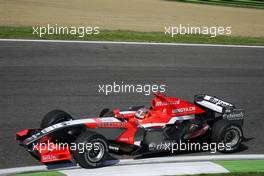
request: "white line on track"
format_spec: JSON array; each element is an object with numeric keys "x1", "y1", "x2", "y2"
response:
[
  {"x1": 0, "y1": 165, "x2": 47, "y2": 175},
  {"x1": 0, "y1": 39, "x2": 263, "y2": 48},
  {"x1": 1, "y1": 154, "x2": 264, "y2": 175}
]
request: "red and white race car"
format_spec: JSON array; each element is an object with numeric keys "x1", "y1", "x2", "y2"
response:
[{"x1": 16, "y1": 93, "x2": 245, "y2": 168}]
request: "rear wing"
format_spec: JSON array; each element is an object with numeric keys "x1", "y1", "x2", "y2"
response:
[
  {"x1": 194, "y1": 94, "x2": 233, "y2": 113},
  {"x1": 194, "y1": 94, "x2": 244, "y2": 121}
]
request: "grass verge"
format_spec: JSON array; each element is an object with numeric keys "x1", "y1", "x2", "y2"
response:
[
  {"x1": 183, "y1": 172, "x2": 264, "y2": 176},
  {"x1": 11, "y1": 171, "x2": 65, "y2": 176},
  {"x1": 0, "y1": 26, "x2": 264, "y2": 46},
  {"x1": 215, "y1": 160, "x2": 264, "y2": 172},
  {"x1": 165, "y1": 0, "x2": 264, "y2": 9}
]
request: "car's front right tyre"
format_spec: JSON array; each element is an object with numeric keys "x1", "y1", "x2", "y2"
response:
[
  {"x1": 40, "y1": 109, "x2": 73, "y2": 128},
  {"x1": 72, "y1": 131, "x2": 108, "y2": 168}
]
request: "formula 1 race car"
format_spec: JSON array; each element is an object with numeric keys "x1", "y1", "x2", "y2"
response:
[{"x1": 16, "y1": 93, "x2": 245, "y2": 168}]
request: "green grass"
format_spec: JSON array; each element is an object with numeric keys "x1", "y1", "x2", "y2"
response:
[
  {"x1": 215, "y1": 160, "x2": 264, "y2": 172},
  {"x1": 181, "y1": 172, "x2": 264, "y2": 176},
  {"x1": 11, "y1": 171, "x2": 65, "y2": 176},
  {"x1": 0, "y1": 26, "x2": 264, "y2": 46},
  {"x1": 165, "y1": 0, "x2": 264, "y2": 9}
]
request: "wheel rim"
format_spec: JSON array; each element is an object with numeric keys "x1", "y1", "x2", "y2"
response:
[
  {"x1": 224, "y1": 128, "x2": 240, "y2": 147},
  {"x1": 85, "y1": 141, "x2": 105, "y2": 163}
]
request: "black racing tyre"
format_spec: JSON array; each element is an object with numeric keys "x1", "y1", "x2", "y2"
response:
[
  {"x1": 211, "y1": 120, "x2": 243, "y2": 153},
  {"x1": 72, "y1": 131, "x2": 108, "y2": 168},
  {"x1": 40, "y1": 109, "x2": 73, "y2": 128}
]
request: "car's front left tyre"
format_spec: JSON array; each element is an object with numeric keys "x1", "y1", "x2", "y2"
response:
[{"x1": 72, "y1": 131, "x2": 109, "y2": 168}]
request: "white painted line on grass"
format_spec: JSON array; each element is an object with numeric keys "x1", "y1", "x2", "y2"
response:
[
  {"x1": 61, "y1": 161, "x2": 229, "y2": 176},
  {"x1": 0, "y1": 39, "x2": 263, "y2": 48}
]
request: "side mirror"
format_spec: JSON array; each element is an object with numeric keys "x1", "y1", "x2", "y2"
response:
[{"x1": 99, "y1": 108, "x2": 110, "y2": 117}]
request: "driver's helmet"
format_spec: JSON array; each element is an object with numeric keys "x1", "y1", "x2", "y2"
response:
[{"x1": 135, "y1": 108, "x2": 149, "y2": 119}]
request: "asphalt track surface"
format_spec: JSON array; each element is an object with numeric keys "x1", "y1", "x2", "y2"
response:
[{"x1": 0, "y1": 41, "x2": 263, "y2": 169}]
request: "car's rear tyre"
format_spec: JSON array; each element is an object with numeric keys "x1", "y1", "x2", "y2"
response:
[
  {"x1": 72, "y1": 131, "x2": 108, "y2": 168},
  {"x1": 211, "y1": 120, "x2": 243, "y2": 153},
  {"x1": 40, "y1": 109, "x2": 73, "y2": 128}
]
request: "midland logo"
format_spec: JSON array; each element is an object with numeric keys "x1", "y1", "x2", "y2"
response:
[
  {"x1": 156, "y1": 100, "x2": 180, "y2": 106},
  {"x1": 172, "y1": 106, "x2": 196, "y2": 113},
  {"x1": 223, "y1": 112, "x2": 244, "y2": 120},
  {"x1": 42, "y1": 155, "x2": 58, "y2": 162},
  {"x1": 109, "y1": 145, "x2": 119, "y2": 152},
  {"x1": 148, "y1": 142, "x2": 157, "y2": 151},
  {"x1": 209, "y1": 97, "x2": 230, "y2": 107}
]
